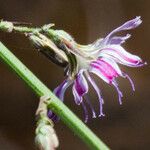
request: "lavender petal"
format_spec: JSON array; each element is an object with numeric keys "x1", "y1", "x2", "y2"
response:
[
  {"x1": 123, "y1": 73, "x2": 135, "y2": 91},
  {"x1": 109, "y1": 34, "x2": 131, "y2": 45},
  {"x1": 112, "y1": 80, "x2": 123, "y2": 105},
  {"x1": 85, "y1": 72, "x2": 105, "y2": 117},
  {"x1": 90, "y1": 65, "x2": 110, "y2": 83},
  {"x1": 99, "y1": 45, "x2": 143, "y2": 67},
  {"x1": 81, "y1": 100, "x2": 89, "y2": 123},
  {"x1": 84, "y1": 95, "x2": 97, "y2": 118},
  {"x1": 48, "y1": 79, "x2": 71, "y2": 122},
  {"x1": 103, "y1": 16, "x2": 142, "y2": 44},
  {"x1": 54, "y1": 79, "x2": 72, "y2": 100},
  {"x1": 72, "y1": 70, "x2": 88, "y2": 105}
]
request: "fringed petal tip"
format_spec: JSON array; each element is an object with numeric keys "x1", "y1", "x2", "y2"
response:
[
  {"x1": 102, "y1": 16, "x2": 142, "y2": 45},
  {"x1": 98, "y1": 112, "x2": 105, "y2": 118},
  {"x1": 143, "y1": 61, "x2": 147, "y2": 66},
  {"x1": 144, "y1": 61, "x2": 148, "y2": 65},
  {"x1": 122, "y1": 16, "x2": 142, "y2": 30},
  {"x1": 135, "y1": 60, "x2": 147, "y2": 67},
  {"x1": 134, "y1": 16, "x2": 142, "y2": 25},
  {"x1": 135, "y1": 16, "x2": 142, "y2": 24},
  {"x1": 109, "y1": 34, "x2": 131, "y2": 45}
]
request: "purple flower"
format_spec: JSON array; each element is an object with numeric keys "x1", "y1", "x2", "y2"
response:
[{"x1": 48, "y1": 16, "x2": 146, "y2": 122}]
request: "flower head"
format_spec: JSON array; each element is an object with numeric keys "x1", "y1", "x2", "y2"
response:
[{"x1": 46, "y1": 17, "x2": 145, "y2": 122}]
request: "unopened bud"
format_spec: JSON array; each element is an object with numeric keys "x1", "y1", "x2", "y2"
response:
[
  {"x1": 28, "y1": 33, "x2": 68, "y2": 67},
  {"x1": 0, "y1": 21, "x2": 13, "y2": 32},
  {"x1": 35, "y1": 118, "x2": 59, "y2": 150}
]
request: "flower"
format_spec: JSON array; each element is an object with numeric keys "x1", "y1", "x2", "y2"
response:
[{"x1": 47, "y1": 16, "x2": 146, "y2": 122}]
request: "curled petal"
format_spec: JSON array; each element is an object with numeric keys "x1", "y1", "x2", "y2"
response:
[
  {"x1": 115, "y1": 16, "x2": 142, "y2": 31},
  {"x1": 72, "y1": 71, "x2": 88, "y2": 105},
  {"x1": 104, "y1": 16, "x2": 142, "y2": 44},
  {"x1": 85, "y1": 95, "x2": 97, "y2": 118},
  {"x1": 81, "y1": 100, "x2": 89, "y2": 123},
  {"x1": 90, "y1": 64, "x2": 123, "y2": 105},
  {"x1": 95, "y1": 59, "x2": 119, "y2": 77},
  {"x1": 99, "y1": 57, "x2": 123, "y2": 76},
  {"x1": 54, "y1": 79, "x2": 72, "y2": 101},
  {"x1": 109, "y1": 34, "x2": 131, "y2": 45},
  {"x1": 112, "y1": 80, "x2": 123, "y2": 105},
  {"x1": 123, "y1": 73, "x2": 135, "y2": 91},
  {"x1": 85, "y1": 72, "x2": 105, "y2": 117},
  {"x1": 82, "y1": 17, "x2": 142, "y2": 51},
  {"x1": 99, "y1": 45, "x2": 144, "y2": 67},
  {"x1": 90, "y1": 58, "x2": 121, "y2": 83},
  {"x1": 90, "y1": 66, "x2": 110, "y2": 83},
  {"x1": 48, "y1": 79, "x2": 72, "y2": 121}
]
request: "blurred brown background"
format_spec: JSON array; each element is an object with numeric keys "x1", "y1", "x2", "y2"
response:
[{"x1": 0, "y1": 0, "x2": 149, "y2": 149}]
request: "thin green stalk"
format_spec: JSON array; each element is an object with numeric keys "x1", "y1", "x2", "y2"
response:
[
  {"x1": 0, "y1": 42, "x2": 109, "y2": 150},
  {"x1": 13, "y1": 26, "x2": 41, "y2": 33},
  {"x1": 0, "y1": 21, "x2": 55, "y2": 34}
]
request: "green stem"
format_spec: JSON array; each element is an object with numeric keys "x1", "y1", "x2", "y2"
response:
[
  {"x1": 0, "y1": 20, "x2": 55, "y2": 34},
  {"x1": 0, "y1": 42, "x2": 110, "y2": 149},
  {"x1": 13, "y1": 26, "x2": 41, "y2": 33}
]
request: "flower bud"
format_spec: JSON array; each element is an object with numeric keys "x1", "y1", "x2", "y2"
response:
[
  {"x1": 35, "y1": 118, "x2": 59, "y2": 150},
  {"x1": 0, "y1": 21, "x2": 13, "y2": 32},
  {"x1": 28, "y1": 33, "x2": 68, "y2": 67}
]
